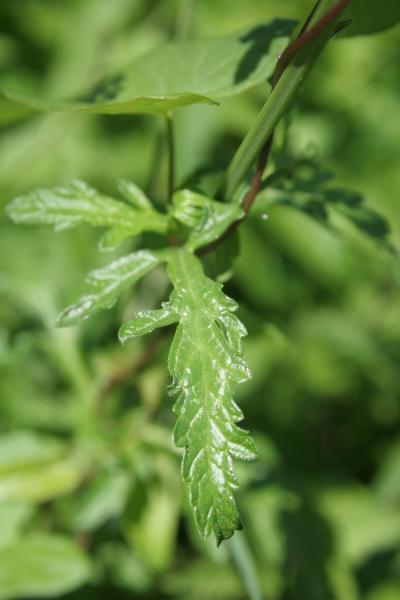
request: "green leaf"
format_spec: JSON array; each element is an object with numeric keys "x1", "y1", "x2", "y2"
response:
[
  {"x1": 0, "y1": 89, "x2": 34, "y2": 127},
  {"x1": 0, "y1": 21, "x2": 295, "y2": 116},
  {"x1": 172, "y1": 190, "x2": 243, "y2": 251},
  {"x1": 71, "y1": 468, "x2": 130, "y2": 533},
  {"x1": 6, "y1": 180, "x2": 168, "y2": 250},
  {"x1": 119, "y1": 249, "x2": 256, "y2": 544},
  {"x1": 123, "y1": 461, "x2": 180, "y2": 573},
  {"x1": 0, "y1": 432, "x2": 87, "y2": 504},
  {"x1": 57, "y1": 249, "x2": 162, "y2": 327},
  {"x1": 224, "y1": 1, "x2": 343, "y2": 199},
  {"x1": 342, "y1": 0, "x2": 400, "y2": 36},
  {"x1": 0, "y1": 502, "x2": 34, "y2": 549},
  {"x1": 0, "y1": 534, "x2": 91, "y2": 600},
  {"x1": 252, "y1": 160, "x2": 391, "y2": 249},
  {"x1": 119, "y1": 305, "x2": 178, "y2": 342}
]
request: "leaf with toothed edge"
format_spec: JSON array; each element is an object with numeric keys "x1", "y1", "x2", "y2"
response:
[
  {"x1": 119, "y1": 248, "x2": 256, "y2": 544},
  {"x1": 6, "y1": 180, "x2": 168, "y2": 252},
  {"x1": 57, "y1": 250, "x2": 163, "y2": 327}
]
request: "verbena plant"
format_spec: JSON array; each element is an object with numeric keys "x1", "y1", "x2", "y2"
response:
[{"x1": 3, "y1": 0, "x2": 399, "y2": 553}]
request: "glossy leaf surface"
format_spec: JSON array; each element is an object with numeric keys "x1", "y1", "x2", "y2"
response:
[
  {"x1": 6, "y1": 180, "x2": 168, "y2": 250},
  {"x1": 120, "y1": 249, "x2": 256, "y2": 544},
  {"x1": 58, "y1": 250, "x2": 162, "y2": 327}
]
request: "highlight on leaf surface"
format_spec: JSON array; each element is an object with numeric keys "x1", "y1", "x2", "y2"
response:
[
  {"x1": 120, "y1": 248, "x2": 256, "y2": 544},
  {"x1": 6, "y1": 180, "x2": 168, "y2": 251},
  {"x1": 57, "y1": 250, "x2": 162, "y2": 327},
  {"x1": 0, "y1": 20, "x2": 295, "y2": 116}
]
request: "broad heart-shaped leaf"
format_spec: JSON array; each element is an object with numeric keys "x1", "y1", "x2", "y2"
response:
[
  {"x1": 6, "y1": 180, "x2": 168, "y2": 251},
  {"x1": 172, "y1": 190, "x2": 243, "y2": 251},
  {"x1": 57, "y1": 250, "x2": 162, "y2": 327},
  {"x1": 119, "y1": 249, "x2": 256, "y2": 545},
  {"x1": 0, "y1": 20, "x2": 295, "y2": 116},
  {"x1": 0, "y1": 534, "x2": 91, "y2": 600},
  {"x1": 342, "y1": 0, "x2": 400, "y2": 36}
]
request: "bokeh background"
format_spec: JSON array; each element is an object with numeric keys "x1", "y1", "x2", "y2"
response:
[{"x1": 0, "y1": 1, "x2": 400, "y2": 599}]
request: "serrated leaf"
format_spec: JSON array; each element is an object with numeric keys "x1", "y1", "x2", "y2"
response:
[
  {"x1": 119, "y1": 305, "x2": 178, "y2": 342},
  {"x1": 119, "y1": 249, "x2": 256, "y2": 544},
  {"x1": 172, "y1": 190, "x2": 243, "y2": 251},
  {"x1": 58, "y1": 250, "x2": 162, "y2": 327},
  {"x1": 342, "y1": 0, "x2": 400, "y2": 36},
  {"x1": 6, "y1": 180, "x2": 168, "y2": 250},
  {"x1": 0, "y1": 21, "x2": 295, "y2": 116},
  {"x1": 0, "y1": 534, "x2": 91, "y2": 600}
]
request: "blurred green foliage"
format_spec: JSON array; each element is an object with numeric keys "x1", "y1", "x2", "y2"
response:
[{"x1": 0, "y1": 1, "x2": 400, "y2": 598}]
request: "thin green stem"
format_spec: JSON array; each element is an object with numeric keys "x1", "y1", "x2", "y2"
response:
[
  {"x1": 223, "y1": 0, "x2": 350, "y2": 201},
  {"x1": 165, "y1": 112, "x2": 175, "y2": 202},
  {"x1": 227, "y1": 533, "x2": 263, "y2": 600}
]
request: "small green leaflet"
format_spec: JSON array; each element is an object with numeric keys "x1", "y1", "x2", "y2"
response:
[
  {"x1": 0, "y1": 20, "x2": 295, "y2": 116},
  {"x1": 57, "y1": 250, "x2": 162, "y2": 327},
  {"x1": 171, "y1": 190, "x2": 243, "y2": 251},
  {"x1": 6, "y1": 180, "x2": 168, "y2": 251},
  {"x1": 120, "y1": 248, "x2": 256, "y2": 545}
]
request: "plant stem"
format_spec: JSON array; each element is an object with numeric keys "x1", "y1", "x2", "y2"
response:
[
  {"x1": 223, "y1": 0, "x2": 350, "y2": 201},
  {"x1": 227, "y1": 533, "x2": 263, "y2": 600},
  {"x1": 165, "y1": 112, "x2": 175, "y2": 202}
]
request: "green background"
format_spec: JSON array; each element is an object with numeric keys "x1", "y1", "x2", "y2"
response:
[{"x1": 0, "y1": 1, "x2": 400, "y2": 598}]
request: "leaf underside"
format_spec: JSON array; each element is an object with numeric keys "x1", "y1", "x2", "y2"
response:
[{"x1": 120, "y1": 249, "x2": 256, "y2": 544}]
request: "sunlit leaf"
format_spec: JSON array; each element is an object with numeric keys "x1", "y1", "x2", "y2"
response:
[
  {"x1": 0, "y1": 21, "x2": 295, "y2": 116},
  {"x1": 57, "y1": 250, "x2": 162, "y2": 327},
  {"x1": 6, "y1": 180, "x2": 168, "y2": 250},
  {"x1": 120, "y1": 248, "x2": 256, "y2": 544}
]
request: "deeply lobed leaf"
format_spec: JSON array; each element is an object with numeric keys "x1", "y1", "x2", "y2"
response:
[
  {"x1": 57, "y1": 250, "x2": 162, "y2": 327},
  {"x1": 120, "y1": 248, "x2": 256, "y2": 544},
  {"x1": 6, "y1": 180, "x2": 168, "y2": 251}
]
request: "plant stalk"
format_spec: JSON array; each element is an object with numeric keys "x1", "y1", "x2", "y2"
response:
[
  {"x1": 223, "y1": 0, "x2": 350, "y2": 202},
  {"x1": 165, "y1": 112, "x2": 175, "y2": 202}
]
